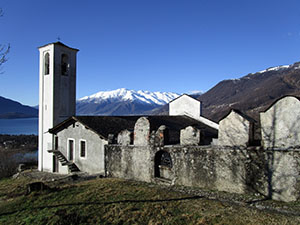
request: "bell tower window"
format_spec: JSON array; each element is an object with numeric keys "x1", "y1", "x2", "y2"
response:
[
  {"x1": 44, "y1": 53, "x2": 50, "y2": 75},
  {"x1": 61, "y1": 54, "x2": 69, "y2": 75}
]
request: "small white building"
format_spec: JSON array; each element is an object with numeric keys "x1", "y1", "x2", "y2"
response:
[
  {"x1": 169, "y1": 94, "x2": 219, "y2": 130},
  {"x1": 48, "y1": 116, "x2": 138, "y2": 174},
  {"x1": 260, "y1": 96, "x2": 300, "y2": 149}
]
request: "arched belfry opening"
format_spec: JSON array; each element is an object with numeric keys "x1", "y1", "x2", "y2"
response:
[
  {"x1": 44, "y1": 53, "x2": 50, "y2": 75},
  {"x1": 154, "y1": 150, "x2": 173, "y2": 180},
  {"x1": 61, "y1": 53, "x2": 69, "y2": 75}
]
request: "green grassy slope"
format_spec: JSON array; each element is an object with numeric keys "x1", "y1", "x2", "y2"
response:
[{"x1": 0, "y1": 176, "x2": 299, "y2": 224}]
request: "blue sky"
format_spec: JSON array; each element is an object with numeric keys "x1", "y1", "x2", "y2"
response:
[{"x1": 1, "y1": 0, "x2": 300, "y2": 106}]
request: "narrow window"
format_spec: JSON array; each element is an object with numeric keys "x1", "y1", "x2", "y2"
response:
[
  {"x1": 80, "y1": 140, "x2": 86, "y2": 158},
  {"x1": 44, "y1": 53, "x2": 50, "y2": 75},
  {"x1": 68, "y1": 139, "x2": 74, "y2": 161},
  {"x1": 55, "y1": 136, "x2": 58, "y2": 150},
  {"x1": 53, "y1": 155, "x2": 59, "y2": 173},
  {"x1": 61, "y1": 54, "x2": 69, "y2": 75}
]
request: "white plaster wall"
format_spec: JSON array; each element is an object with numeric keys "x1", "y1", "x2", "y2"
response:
[
  {"x1": 170, "y1": 95, "x2": 201, "y2": 118},
  {"x1": 57, "y1": 121, "x2": 106, "y2": 174},
  {"x1": 169, "y1": 95, "x2": 219, "y2": 130},
  {"x1": 218, "y1": 111, "x2": 250, "y2": 147},
  {"x1": 39, "y1": 45, "x2": 54, "y2": 172},
  {"x1": 260, "y1": 96, "x2": 300, "y2": 149}
]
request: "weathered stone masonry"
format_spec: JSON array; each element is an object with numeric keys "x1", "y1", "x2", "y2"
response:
[
  {"x1": 105, "y1": 110, "x2": 300, "y2": 202},
  {"x1": 106, "y1": 139, "x2": 300, "y2": 202}
]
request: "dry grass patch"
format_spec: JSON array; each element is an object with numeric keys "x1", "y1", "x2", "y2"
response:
[{"x1": 0, "y1": 176, "x2": 299, "y2": 224}]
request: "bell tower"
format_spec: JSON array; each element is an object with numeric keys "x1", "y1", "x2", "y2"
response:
[{"x1": 38, "y1": 42, "x2": 79, "y2": 172}]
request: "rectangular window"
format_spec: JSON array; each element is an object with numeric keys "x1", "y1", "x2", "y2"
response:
[
  {"x1": 80, "y1": 140, "x2": 86, "y2": 158},
  {"x1": 55, "y1": 136, "x2": 58, "y2": 150},
  {"x1": 68, "y1": 139, "x2": 74, "y2": 161}
]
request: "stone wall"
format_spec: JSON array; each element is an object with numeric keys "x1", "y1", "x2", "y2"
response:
[
  {"x1": 218, "y1": 110, "x2": 252, "y2": 147},
  {"x1": 105, "y1": 143, "x2": 300, "y2": 202},
  {"x1": 260, "y1": 96, "x2": 300, "y2": 149},
  {"x1": 105, "y1": 145, "x2": 153, "y2": 183},
  {"x1": 266, "y1": 150, "x2": 300, "y2": 201},
  {"x1": 105, "y1": 110, "x2": 300, "y2": 202},
  {"x1": 180, "y1": 126, "x2": 200, "y2": 145},
  {"x1": 134, "y1": 117, "x2": 150, "y2": 146}
]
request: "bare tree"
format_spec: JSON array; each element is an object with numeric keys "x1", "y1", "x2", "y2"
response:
[{"x1": 0, "y1": 8, "x2": 10, "y2": 71}]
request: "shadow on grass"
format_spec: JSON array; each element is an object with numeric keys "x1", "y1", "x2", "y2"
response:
[
  {"x1": 0, "y1": 195, "x2": 203, "y2": 216},
  {"x1": 245, "y1": 198, "x2": 270, "y2": 204}
]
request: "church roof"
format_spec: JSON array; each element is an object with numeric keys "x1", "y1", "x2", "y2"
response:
[
  {"x1": 49, "y1": 115, "x2": 218, "y2": 144},
  {"x1": 168, "y1": 94, "x2": 201, "y2": 104}
]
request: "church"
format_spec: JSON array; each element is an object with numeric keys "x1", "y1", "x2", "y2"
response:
[
  {"x1": 38, "y1": 42, "x2": 218, "y2": 174},
  {"x1": 38, "y1": 42, "x2": 300, "y2": 202}
]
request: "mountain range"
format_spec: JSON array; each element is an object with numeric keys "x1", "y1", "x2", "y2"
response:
[
  {"x1": 76, "y1": 88, "x2": 179, "y2": 115},
  {"x1": 0, "y1": 96, "x2": 38, "y2": 119},
  {"x1": 197, "y1": 62, "x2": 300, "y2": 122},
  {"x1": 150, "y1": 62, "x2": 300, "y2": 122}
]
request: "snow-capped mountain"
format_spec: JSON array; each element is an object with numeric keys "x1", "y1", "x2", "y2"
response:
[
  {"x1": 79, "y1": 88, "x2": 179, "y2": 105},
  {"x1": 256, "y1": 64, "x2": 300, "y2": 74},
  {"x1": 76, "y1": 88, "x2": 179, "y2": 115},
  {"x1": 152, "y1": 61, "x2": 300, "y2": 121}
]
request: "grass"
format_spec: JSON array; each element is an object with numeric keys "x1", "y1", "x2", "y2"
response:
[{"x1": 0, "y1": 175, "x2": 299, "y2": 224}]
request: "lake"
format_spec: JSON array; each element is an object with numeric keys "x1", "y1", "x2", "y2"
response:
[
  {"x1": 14, "y1": 150, "x2": 38, "y2": 162},
  {"x1": 0, "y1": 118, "x2": 38, "y2": 135}
]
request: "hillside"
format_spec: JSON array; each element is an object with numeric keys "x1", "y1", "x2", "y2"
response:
[
  {"x1": 198, "y1": 62, "x2": 300, "y2": 121},
  {"x1": 0, "y1": 96, "x2": 38, "y2": 119}
]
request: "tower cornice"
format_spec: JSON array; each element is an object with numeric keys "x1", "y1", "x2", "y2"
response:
[{"x1": 38, "y1": 42, "x2": 79, "y2": 52}]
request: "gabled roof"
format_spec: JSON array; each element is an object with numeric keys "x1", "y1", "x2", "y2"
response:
[
  {"x1": 38, "y1": 41, "x2": 79, "y2": 52},
  {"x1": 219, "y1": 109, "x2": 256, "y2": 123},
  {"x1": 49, "y1": 115, "x2": 218, "y2": 143},
  {"x1": 49, "y1": 116, "x2": 138, "y2": 139},
  {"x1": 261, "y1": 95, "x2": 300, "y2": 113},
  {"x1": 168, "y1": 94, "x2": 202, "y2": 104}
]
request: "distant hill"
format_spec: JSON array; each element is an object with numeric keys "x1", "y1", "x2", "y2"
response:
[
  {"x1": 0, "y1": 96, "x2": 38, "y2": 119},
  {"x1": 76, "y1": 88, "x2": 179, "y2": 116},
  {"x1": 198, "y1": 62, "x2": 300, "y2": 122},
  {"x1": 151, "y1": 62, "x2": 300, "y2": 122}
]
